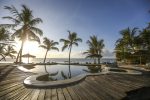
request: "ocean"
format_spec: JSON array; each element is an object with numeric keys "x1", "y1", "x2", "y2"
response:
[{"x1": 0, "y1": 58, "x2": 116, "y2": 64}]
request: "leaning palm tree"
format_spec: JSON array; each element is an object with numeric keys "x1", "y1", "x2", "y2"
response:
[
  {"x1": 60, "y1": 31, "x2": 82, "y2": 65},
  {"x1": 39, "y1": 37, "x2": 59, "y2": 63},
  {"x1": 0, "y1": 45, "x2": 6, "y2": 61},
  {"x1": 86, "y1": 35, "x2": 104, "y2": 64},
  {"x1": 83, "y1": 48, "x2": 97, "y2": 63},
  {"x1": 0, "y1": 5, "x2": 43, "y2": 63},
  {"x1": 0, "y1": 45, "x2": 17, "y2": 61},
  {"x1": 60, "y1": 31, "x2": 82, "y2": 78}
]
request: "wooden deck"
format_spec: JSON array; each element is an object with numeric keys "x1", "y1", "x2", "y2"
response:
[{"x1": 0, "y1": 65, "x2": 150, "y2": 100}]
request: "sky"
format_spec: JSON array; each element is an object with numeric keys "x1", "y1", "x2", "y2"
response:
[{"x1": 0, "y1": 0, "x2": 150, "y2": 58}]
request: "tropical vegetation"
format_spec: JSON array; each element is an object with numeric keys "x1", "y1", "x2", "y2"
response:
[
  {"x1": 115, "y1": 27, "x2": 150, "y2": 64},
  {"x1": 83, "y1": 35, "x2": 104, "y2": 64},
  {"x1": 39, "y1": 37, "x2": 59, "y2": 63},
  {"x1": 0, "y1": 5, "x2": 43, "y2": 63},
  {"x1": 60, "y1": 31, "x2": 82, "y2": 78},
  {"x1": 0, "y1": 27, "x2": 16, "y2": 61},
  {"x1": 60, "y1": 31, "x2": 82, "y2": 65}
]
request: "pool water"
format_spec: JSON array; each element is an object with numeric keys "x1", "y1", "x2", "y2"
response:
[{"x1": 19, "y1": 64, "x2": 101, "y2": 81}]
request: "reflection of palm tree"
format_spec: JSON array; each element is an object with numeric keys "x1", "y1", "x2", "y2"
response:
[
  {"x1": 39, "y1": 37, "x2": 59, "y2": 63},
  {"x1": 0, "y1": 45, "x2": 17, "y2": 61},
  {"x1": 83, "y1": 65, "x2": 101, "y2": 73},
  {"x1": 60, "y1": 31, "x2": 82, "y2": 78},
  {"x1": 1, "y1": 5, "x2": 43, "y2": 63},
  {"x1": 61, "y1": 71, "x2": 68, "y2": 79},
  {"x1": 85, "y1": 35, "x2": 104, "y2": 64},
  {"x1": 37, "y1": 71, "x2": 58, "y2": 81},
  {"x1": 41, "y1": 65, "x2": 59, "y2": 81}
]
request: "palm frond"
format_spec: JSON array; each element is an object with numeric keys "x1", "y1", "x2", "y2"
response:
[
  {"x1": 39, "y1": 45, "x2": 47, "y2": 49},
  {"x1": 29, "y1": 18, "x2": 43, "y2": 26},
  {"x1": 62, "y1": 45, "x2": 68, "y2": 51},
  {"x1": 4, "y1": 5, "x2": 21, "y2": 19},
  {"x1": 30, "y1": 27, "x2": 43, "y2": 36},
  {"x1": 28, "y1": 30, "x2": 41, "y2": 43},
  {"x1": 0, "y1": 24, "x2": 16, "y2": 29},
  {"x1": 2, "y1": 16, "x2": 20, "y2": 24},
  {"x1": 75, "y1": 38, "x2": 82, "y2": 42},
  {"x1": 51, "y1": 47, "x2": 59, "y2": 51}
]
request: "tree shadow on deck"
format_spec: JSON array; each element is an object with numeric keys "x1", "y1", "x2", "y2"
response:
[{"x1": 122, "y1": 87, "x2": 150, "y2": 100}]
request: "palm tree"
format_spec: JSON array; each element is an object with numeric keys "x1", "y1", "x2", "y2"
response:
[
  {"x1": 116, "y1": 27, "x2": 138, "y2": 52},
  {"x1": 60, "y1": 31, "x2": 82, "y2": 65},
  {"x1": 0, "y1": 27, "x2": 9, "y2": 43},
  {"x1": 115, "y1": 27, "x2": 139, "y2": 63},
  {"x1": 138, "y1": 29, "x2": 150, "y2": 62},
  {"x1": 0, "y1": 27, "x2": 10, "y2": 60},
  {"x1": 0, "y1": 45, "x2": 6, "y2": 61},
  {"x1": 60, "y1": 31, "x2": 82, "y2": 78},
  {"x1": 0, "y1": 5, "x2": 43, "y2": 63},
  {"x1": 85, "y1": 35, "x2": 104, "y2": 64},
  {"x1": 39, "y1": 37, "x2": 59, "y2": 63},
  {"x1": 83, "y1": 48, "x2": 97, "y2": 63},
  {"x1": 0, "y1": 45, "x2": 17, "y2": 61}
]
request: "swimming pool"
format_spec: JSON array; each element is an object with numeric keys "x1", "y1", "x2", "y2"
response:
[
  {"x1": 18, "y1": 64, "x2": 101, "y2": 81},
  {"x1": 20, "y1": 64, "x2": 142, "y2": 88}
]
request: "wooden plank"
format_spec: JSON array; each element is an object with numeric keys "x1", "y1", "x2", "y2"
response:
[
  {"x1": 71, "y1": 84, "x2": 90, "y2": 100},
  {"x1": 38, "y1": 89, "x2": 45, "y2": 100},
  {"x1": 45, "y1": 89, "x2": 51, "y2": 100},
  {"x1": 57, "y1": 88, "x2": 65, "y2": 100},
  {"x1": 106, "y1": 75, "x2": 143, "y2": 89},
  {"x1": 85, "y1": 81, "x2": 112, "y2": 100},
  {"x1": 0, "y1": 86, "x2": 25, "y2": 100},
  {"x1": 0, "y1": 84, "x2": 23, "y2": 97},
  {"x1": 19, "y1": 89, "x2": 33, "y2": 100},
  {"x1": 78, "y1": 82, "x2": 102, "y2": 100},
  {"x1": 88, "y1": 76, "x2": 125, "y2": 99},
  {"x1": 94, "y1": 76, "x2": 127, "y2": 97},
  {"x1": 30, "y1": 89, "x2": 40, "y2": 100},
  {"x1": 23, "y1": 89, "x2": 36, "y2": 100},
  {"x1": 51, "y1": 89, "x2": 58, "y2": 100},
  {"x1": 62, "y1": 88, "x2": 72, "y2": 100},
  {"x1": 0, "y1": 78, "x2": 23, "y2": 86},
  {"x1": 67, "y1": 87, "x2": 80, "y2": 100},
  {"x1": 0, "y1": 82, "x2": 22, "y2": 92},
  {"x1": 8, "y1": 88, "x2": 28, "y2": 100},
  {"x1": 16, "y1": 89, "x2": 33, "y2": 100}
]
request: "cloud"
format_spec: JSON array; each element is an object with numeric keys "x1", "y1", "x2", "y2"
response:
[{"x1": 102, "y1": 49, "x2": 115, "y2": 58}]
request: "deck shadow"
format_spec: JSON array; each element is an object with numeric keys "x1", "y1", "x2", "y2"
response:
[{"x1": 122, "y1": 86, "x2": 150, "y2": 100}]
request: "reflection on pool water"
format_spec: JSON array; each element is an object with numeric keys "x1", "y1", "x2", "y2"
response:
[{"x1": 19, "y1": 64, "x2": 101, "y2": 81}]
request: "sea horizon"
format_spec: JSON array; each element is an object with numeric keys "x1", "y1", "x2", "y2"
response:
[{"x1": 0, "y1": 58, "x2": 116, "y2": 64}]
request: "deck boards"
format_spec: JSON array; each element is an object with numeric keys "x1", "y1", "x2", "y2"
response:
[{"x1": 0, "y1": 65, "x2": 150, "y2": 100}]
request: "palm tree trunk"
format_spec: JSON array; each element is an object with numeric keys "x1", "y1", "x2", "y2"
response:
[
  {"x1": 19, "y1": 41, "x2": 25, "y2": 63},
  {"x1": 43, "y1": 50, "x2": 48, "y2": 63},
  {"x1": 15, "y1": 49, "x2": 20, "y2": 63},
  {"x1": 94, "y1": 58, "x2": 96, "y2": 64},
  {"x1": 44, "y1": 65, "x2": 48, "y2": 73},
  {"x1": 68, "y1": 46, "x2": 72, "y2": 78},
  {"x1": 98, "y1": 57, "x2": 100, "y2": 64}
]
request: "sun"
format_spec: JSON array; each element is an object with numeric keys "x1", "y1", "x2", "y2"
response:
[{"x1": 15, "y1": 39, "x2": 40, "y2": 56}]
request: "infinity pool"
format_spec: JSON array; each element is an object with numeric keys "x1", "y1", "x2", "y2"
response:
[{"x1": 18, "y1": 64, "x2": 101, "y2": 81}]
